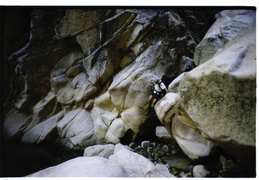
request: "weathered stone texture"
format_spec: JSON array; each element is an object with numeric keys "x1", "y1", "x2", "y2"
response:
[{"x1": 155, "y1": 10, "x2": 255, "y2": 165}]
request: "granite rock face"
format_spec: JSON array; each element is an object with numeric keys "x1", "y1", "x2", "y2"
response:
[
  {"x1": 3, "y1": 8, "x2": 256, "y2": 177},
  {"x1": 178, "y1": 26, "x2": 256, "y2": 163},
  {"x1": 155, "y1": 10, "x2": 256, "y2": 167},
  {"x1": 194, "y1": 10, "x2": 256, "y2": 66},
  {"x1": 4, "y1": 8, "x2": 216, "y2": 148}
]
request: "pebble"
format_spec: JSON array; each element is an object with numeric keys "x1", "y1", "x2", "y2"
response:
[
  {"x1": 129, "y1": 140, "x2": 247, "y2": 178},
  {"x1": 141, "y1": 141, "x2": 151, "y2": 148},
  {"x1": 193, "y1": 165, "x2": 211, "y2": 177},
  {"x1": 131, "y1": 141, "x2": 191, "y2": 177},
  {"x1": 162, "y1": 145, "x2": 169, "y2": 153}
]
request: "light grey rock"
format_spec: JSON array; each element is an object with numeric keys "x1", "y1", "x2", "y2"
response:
[
  {"x1": 155, "y1": 11, "x2": 256, "y2": 165},
  {"x1": 178, "y1": 27, "x2": 256, "y2": 162},
  {"x1": 83, "y1": 144, "x2": 115, "y2": 159},
  {"x1": 194, "y1": 10, "x2": 255, "y2": 65},
  {"x1": 27, "y1": 156, "x2": 125, "y2": 177},
  {"x1": 57, "y1": 108, "x2": 96, "y2": 148},
  {"x1": 22, "y1": 110, "x2": 65, "y2": 144},
  {"x1": 29, "y1": 143, "x2": 176, "y2": 177},
  {"x1": 168, "y1": 72, "x2": 187, "y2": 93},
  {"x1": 4, "y1": 8, "x2": 222, "y2": 149},
  {"x1": 56, "y1": 72, "x2": 97, "y2": 105},
  {"x1": 29, "y1": 91, "x2": 59, "y2": 129},
  {"x1": 155, "y1": 126, "x2": 172, "y2": 140},
  {"x1": 171, "y1": 116, "x2": 216, "y2": 160},
  {"x1": 154, "y1": 92, "x2": 178, "y2": 124},
  {"x1": 162, "y1": 144, "x2": 169, "y2": 153},
  {"x1": 141, "y1": 140, "x2": 151, "y2": 148},
  {"x1": 193, "y1": 165, "x2": 211, "y2": 177},
  {"x1": 109, "y1": 144, "x2": 175, "y2": 177}
]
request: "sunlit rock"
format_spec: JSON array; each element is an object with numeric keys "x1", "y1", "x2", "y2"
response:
[
  {"x1": 171, "y1": 115, "x2": 216, "y2": 160},
  {"x1": 84, "y1": 144, "x2": 115, "y2": 159},
  {"x1": 27, "y1": 156, "x2": 125, "y2": 177},
  {"x1": 178, "y1": 27, "x2": 256, "y2": 163},
  {"x1": 57, "y1": 108, "x2": 96, "y2": 148},
  {"x1": 194, "y1": 10, "x2": 255, "y2": 65}
]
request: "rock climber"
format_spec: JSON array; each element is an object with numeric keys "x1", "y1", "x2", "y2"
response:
[{"x1": 148, "y1": 78, "x2": 168, "y2": 108}]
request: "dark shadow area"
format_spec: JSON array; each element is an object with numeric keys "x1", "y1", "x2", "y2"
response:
[{"x1": 2, "y1": 141, "x2": 83, "y2": 177}]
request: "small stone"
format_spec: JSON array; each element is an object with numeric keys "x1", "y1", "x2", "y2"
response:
[
  {"x1": 141, "y1": 140, "x2": 151, "y2": 149},
  {"x1": 162, "y1": 144, "x2": 169, "y2": 153},
  {"x1": 193, "y1": 165, "x2": 211, "y2": 177},
  {"x1": 155, "y1": 126, "x2": 173, "y2": 143},
  {"x1": 83, "y1": 144, "x2": 115, "y2": 159}
]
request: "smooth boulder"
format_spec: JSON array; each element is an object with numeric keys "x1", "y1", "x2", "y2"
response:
[
  {"x1": 27, "y1": 157, "x2": 125, "y2": 177},
  {"x1": 178, "y1": 27, "x2": 256, "y2": 163}
]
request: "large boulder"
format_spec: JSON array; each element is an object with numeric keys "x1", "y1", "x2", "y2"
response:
[
  {"x1": 177, "y1": 26, "x2": 256, "y2": 164},
  {"x1": 28, "y1": 144, "x2": 174, "y2": 177},
  {"x1": 155, "y1": 10, "x2": 256, "y2": 166},
  {"x1": 27, "y1": 156, "x2": 125, "y2": 177},
  {"x1": 155, "y1": 93, "x2": 216, "y2": 160},
  {"x1": 83, "y1": 144, "x2": 115, "y2": 159},
  {"x1": 171, "y1": 115, "x2": 216, "y2": 160}
]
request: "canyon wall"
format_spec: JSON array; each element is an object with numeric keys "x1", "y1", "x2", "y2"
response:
[{"x1": 3, "y1": 7, "x2": 256, "y2": 172}]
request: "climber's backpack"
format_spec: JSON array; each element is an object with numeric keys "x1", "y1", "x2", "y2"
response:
[{"x1": 159, "y1": 75, "x2": 170, "y2": 96}]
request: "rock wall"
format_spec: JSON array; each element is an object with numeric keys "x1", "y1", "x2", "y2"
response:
[
  {"x1": 155, "y1": 9, "x2": 256, "y2": 169},
  {"x1": 3, "y1": 8, "x2": 217, "y2": 148}
]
